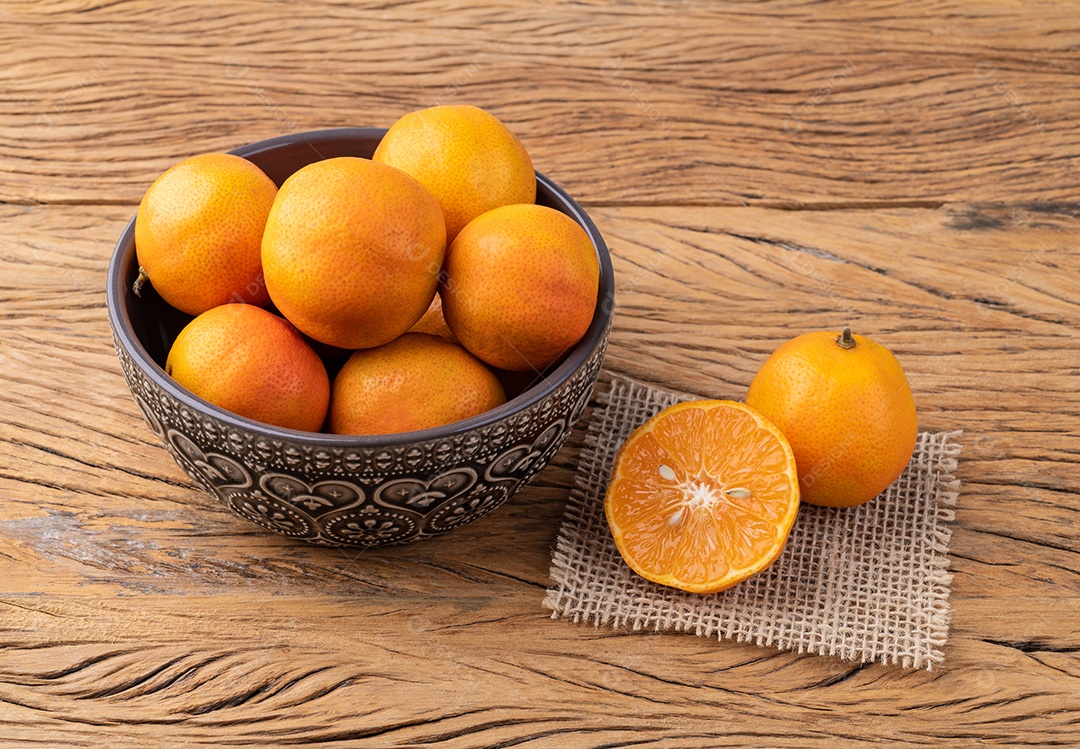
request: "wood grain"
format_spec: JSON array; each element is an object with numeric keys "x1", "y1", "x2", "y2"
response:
[
  {"x1": 0, "y1": 597, "x2": 1077, "y2": 747},
  {"x1": 3, "y1": 1, "x2": 1080, "y2": 745},
  {"x1": 1, "y1": 201, "x2": 1078, "y2": 746},
  {"x1": 2, "y1": 1, "x2": 1080, "y2": 206}
]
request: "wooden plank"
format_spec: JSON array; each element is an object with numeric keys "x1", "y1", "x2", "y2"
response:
[
  {"x1": 1, "y1": 200, "x2": 1078, "y2": 743},
  {"x1": 2, "y1": 1, "x2": 1080, "y2": 206},
  {"x1": 0, "y1": 596, "x2": 1076, "y2": 747}
]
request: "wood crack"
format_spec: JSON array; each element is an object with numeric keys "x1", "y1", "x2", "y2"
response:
[{"x1": 983, "y1": 639, "x2": 1080, "y2": 655}]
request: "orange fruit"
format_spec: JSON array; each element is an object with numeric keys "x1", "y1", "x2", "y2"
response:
[
  {"x1": 407, "y1": 292, "x2": 456, "y2": 342},
  {"x1": 329, "y1": 333, "x2": 505, "y2": 435},
  {"x1": 261, "y1": 157, "x2": 445, "y2": 350},
  {"x1": 605, "y1": 400, "x2": 800, "y2": 594},
  {"x1": 373, "y1": 104, "x2": 536, "y2": 241},
  {"x1": 745, "y1": 327, "x2": 918, "y2": 508},
  {"x1": 135, "y1": 153, "x2": 277, "y2": 315},
  {"x1": 441, "y1": 204, "x2": 599, "y2": 372},
  {"x1": 166, "y1": 304, "x2": 329, "y2": 432}
]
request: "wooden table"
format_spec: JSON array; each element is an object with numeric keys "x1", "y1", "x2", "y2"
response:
[{"x1": 2, "y1": 2, "x2": 1078, "y2": 746}]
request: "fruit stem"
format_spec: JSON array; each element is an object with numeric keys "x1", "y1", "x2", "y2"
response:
[
  {"x1": 132, "y1": 266, "x2": 149, "y2": 297},
  {"x1": 836, "y1": 326, "x2": 856, "y2": 350}
]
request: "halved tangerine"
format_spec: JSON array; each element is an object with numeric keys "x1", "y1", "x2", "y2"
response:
[{"x1": 604, "y1": 400, "x2": 801, "y2": 594}]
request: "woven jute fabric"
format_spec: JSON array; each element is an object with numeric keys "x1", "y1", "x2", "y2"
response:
[{"x1": 544, "y1": 375, "x2": 963, "y2": 670}]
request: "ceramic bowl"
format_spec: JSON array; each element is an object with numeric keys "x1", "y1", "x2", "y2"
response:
[{"x1": 106, "y1": 127, "x2": 613, "y2": 547}]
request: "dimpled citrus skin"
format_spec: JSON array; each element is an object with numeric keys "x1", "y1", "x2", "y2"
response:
[
  {"x1": 441, "y1": 203, "x2": 600, "y2": 372},
  {"x1": 165, "y1": 304, "x2": 330, "y2": 433},
  {"x1": 372, "y1": 105, "x2": 536, "y2": 241},
  {"x1": 135, "y1": 153, "x2": 276, "y2": 315},
  {"x1": 261, "y1": 157, "x2": 446, "y2": 350},
  {"x1": 407, "y1": 292, "x2": 456, "y2": 342},
  {"x1": 745, "y1": 330, "x2": 918, "y2": 508},
  {"x1": 329, "y1": 333, "x2": 506, "y2": 436}
]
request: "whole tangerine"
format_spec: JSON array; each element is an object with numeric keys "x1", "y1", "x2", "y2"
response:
[
  {"x1": 166, "y1": 304, "x2": 330, "y2": 433},
  {"x1": 440, "y1": 203, "x2": 599, "y2": 373},
  {"x1": 328, "y1": 333, "x2": 506, "y2": 436},
  {"x1": 373, "y1": 104, "x2": 536, "y2": 241},
  {"x1": 135, "y1": 153, "x2": 276, "y2": 315},
  {"x1": 745, "y1": 327, "x2": 918, "y2": 508},
  {"x1": 261, "y1": 157, "x2": 446, "y2": 350}
]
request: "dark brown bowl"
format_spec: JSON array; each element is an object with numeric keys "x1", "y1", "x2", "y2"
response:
[{"x1": 106, "y1": 128, "x2": 614, "y2": 547}]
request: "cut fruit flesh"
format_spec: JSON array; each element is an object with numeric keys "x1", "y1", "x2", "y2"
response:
[{"x1": 604, "y1": 400, "x2": 801, "y2": 594}]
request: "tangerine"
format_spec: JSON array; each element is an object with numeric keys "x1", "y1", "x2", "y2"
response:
[
  {"x1": 373, "y1": 104, "x2": 536, "y2": 241},
  {"x1": 441, "y1": 204, "x2": 599, "y2": 372},
  {"x1": 745, "y1": 327, "x2": 918, "y2": 508},
  {"x1": 605, "y1": 400, "x2": 800, "y2": 594},
  {"x1": 166, "y1": 304, "x2": 329, "y2": 432},
  {"x1": 135, "y1": 153, "x2": 276, "y2": 315},
  {"x1": 407, "y1": 292, "x2": 456, "y2": 342},
  {"x1": 261, "y1": 157, "x2": 445, "y2": 350},
  {"x1": 328, "y1": 333, "x2": 506, "y2": 436}
]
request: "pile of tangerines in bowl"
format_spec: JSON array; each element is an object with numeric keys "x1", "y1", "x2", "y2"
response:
[{"x1": 133, "y1": 105, "x2": 598, "y2": 437}]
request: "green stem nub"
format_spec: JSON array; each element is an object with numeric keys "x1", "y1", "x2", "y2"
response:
[
  {"x1": 836, "y1": 326, "x2": 856, "y2": 350},
  {"x1": 132, "y1": 266, "x2": 149, "y2": 297}
]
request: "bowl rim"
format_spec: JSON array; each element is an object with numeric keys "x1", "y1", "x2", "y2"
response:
[{"x1": 106, "y1": 126, "x2": 615, "y2": 448}]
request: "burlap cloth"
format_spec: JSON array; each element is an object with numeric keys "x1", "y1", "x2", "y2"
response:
[{"x1": 544, "y1": 375, "x2": 963, "y2": 670}]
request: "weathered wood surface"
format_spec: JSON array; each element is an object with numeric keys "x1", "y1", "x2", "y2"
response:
[
  {"x1": 3, "y1": 1, "x2": 1080, "y2": 206},
  {"x1": 3, "y1": 201, "x2": 1078, "y2": 746},
  {"x1": 2, "y1": 1, "x2": 1080, "y2": 747}
]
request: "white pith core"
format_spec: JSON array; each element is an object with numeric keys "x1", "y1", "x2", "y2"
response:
[
  {"x1": 686, "y1": 481, "x2": 721, "y2": 512},
  {"x1": 662, "y1": 474, "x2": 755, "y2": 527}
]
